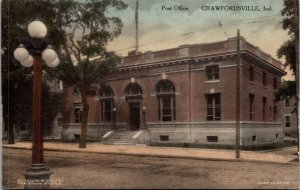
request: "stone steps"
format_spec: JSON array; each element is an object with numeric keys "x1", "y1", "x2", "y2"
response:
[{"x1": 106, "y1": 131, "x2": 138, "y2": 145}]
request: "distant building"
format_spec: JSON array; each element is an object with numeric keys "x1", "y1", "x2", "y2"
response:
[
  {"x1": 46, "y1": 79, "x2": 64, "y2": 139},
  {"x1": 283, "y1": 96, "x2": 298, "y2": 139},
  {"x1": 62, "y1": 37, "x2": 286, "y2": 146}
]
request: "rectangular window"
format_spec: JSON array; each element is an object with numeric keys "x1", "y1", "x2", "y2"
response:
[
  {"x1": 102, "y1": 100, "x2": 113, "y2": 122},
  {"x1": 206, "y1": 94, "x2": 221, "y2": 121},
  {"x1": 263, "y1": 97, "x2": 267, "y2": 121},
  {"x1": 160, "y1": 135, "x2": 169, "y2": 141},
  {"x1": 249, "y1": 94, "x2": 255, "y2": 121},
  {"x1": 249, "y1": 66, "x2": 254, "y2": 82},
  {"x1": 207, "y1": 136, "x2": 218, "y2": 142},
  {"x1": 206, "y1": 65, "x2": 219, "y2": 80},
  {"x1": 273, "y1": 77, "x2": 278, "y2": 90},
  {"x1": 285, "y1": 116, "x2": 291, "y2": 127},
  {"x1": 263, "y1": 72, "x2": 267, "y2": 86},
  {"x1": 273, "y1": 105, "x2": 277, "y2": 121}
]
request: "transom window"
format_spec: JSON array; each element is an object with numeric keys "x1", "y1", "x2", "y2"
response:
[
  {"x1": 156, "y1": 80, "x2": 176, "y2": 121},
  {"x1": 125, "y1": 83, "x2": 143, "y2": 97},
  {"x1": 206, "y1": 93, "x2": 221, "y2": 121},
  {"x1": 99, "y1": 85, "x2": 114, "y2": 122},
  {"x1": 206, "y1": 65, "x2": 219, "y2": 80}
]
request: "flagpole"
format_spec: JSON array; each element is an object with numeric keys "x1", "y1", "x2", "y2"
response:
[{"x1": 135, "y1": 0, "x2": 139, "y2": 54}]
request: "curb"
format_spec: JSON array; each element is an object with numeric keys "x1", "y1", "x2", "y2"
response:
[
  {"x1": 3, "y1": 145, "x2": 298, "y2": 166},
  {"x1": 260, "y1": 146, "x2": 298, "y2": 153}
]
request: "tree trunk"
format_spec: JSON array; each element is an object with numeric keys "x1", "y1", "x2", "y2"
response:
[
  {"x1": 8, "y1": 113, "x2": 14, "y2": 144},
  {"x1": 79, "y1": 90, "x2": 89, "y2": 148}
]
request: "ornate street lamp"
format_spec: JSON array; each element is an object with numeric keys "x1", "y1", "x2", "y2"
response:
[
  {"x1": 112, "y1": 108, "x2": 117, "y2": 130},
  {"x1": 14, "y1": 20, "x2": 59, "y2": 189}
]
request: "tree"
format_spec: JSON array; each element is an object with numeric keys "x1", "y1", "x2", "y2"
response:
[
  {"x1": 2, "y1": 0, "x2": 127, "y2": 148},
  {"x1": 51, "y1": 0, "x2": 127, "y2": 148},
  {"x1": 1, "y1": 0, "x2": 64, "y2": 143},
  {"x1": 276, "y1": 0, "x2": 298, "y2": 101}
]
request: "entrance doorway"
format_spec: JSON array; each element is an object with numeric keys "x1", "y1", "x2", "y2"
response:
[{"x1": 129, "y1": 102, "x2": 140, "y2": 130}]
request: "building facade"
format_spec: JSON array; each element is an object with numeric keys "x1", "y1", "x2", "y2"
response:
[
  {"x1": 283, "y1": 96, "x2": 298, "y2": 139},
  {"x1": 62, "y1": 37, "x2": 286, "y2": 146}
]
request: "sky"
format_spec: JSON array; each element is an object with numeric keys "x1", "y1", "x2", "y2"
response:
[{"x1": 105, "y1": 0, "x2": 293, "y2": 80}]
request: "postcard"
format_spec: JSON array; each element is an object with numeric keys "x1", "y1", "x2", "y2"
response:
[{"x1": 2, "y1": 0, "x2": 299, "y2": 189}]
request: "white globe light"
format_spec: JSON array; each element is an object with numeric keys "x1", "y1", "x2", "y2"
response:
[
  {"x1": 20, "y1": 55, "x2": 33, "y2": 67},
  {"x1": 46, "y1": 58, "x2": 59, "y2": 68},
  {"x1": 28, "y1": 20, "x2": 47, "y2": 39},
  {"x1": 42, "y1": 48, "x2": 57, "y2": 64},
  {"x1": 14, "y1": 45, "x2": 29, "y2": 62}
]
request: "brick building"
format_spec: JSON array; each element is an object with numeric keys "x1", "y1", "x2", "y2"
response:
[
  {"x1": 62, "y1": 37, "x2": 286, "y2": 146},
  {"x1": 283, "y1": 96, "x2": 298, "y2": 139}
]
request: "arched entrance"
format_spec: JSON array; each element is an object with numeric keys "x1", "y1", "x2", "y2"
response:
[{"x1": 125, "y1": 83, "x2": 143, "y2": 130}]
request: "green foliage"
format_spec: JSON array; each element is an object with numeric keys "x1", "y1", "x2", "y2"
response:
[
  {"x1": 55, "y1": 0, "x2": 127, "y2": 92},
  {"x1": 2, "y1": 0, "x2": 127, "y2": 147},
  {"x1": 276, "y1": 0, "x2": 297, "y2": 100},
  {"x1": 275, "y1": 80, "x2": 296, "y2": 101},
  {"x1": 281, "y1": 0, "x2": 297, "y2": 36},
  {"x1": 1, "y1": 0, "x2": 67, "y2": 137},
  {"x1": 277, "y1": 39, "x2": 296, "y2": 74},
  {"x1": 49, "y1": 0, "x2": 127, "y2": 148}
]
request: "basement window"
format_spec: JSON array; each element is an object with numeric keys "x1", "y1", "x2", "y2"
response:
[
  {"x1": 160, "y1": 135, "x2": 169, "y2": 141},
  {"x1": 207, "y1": 136, "x2": 218, "y2": 142}
]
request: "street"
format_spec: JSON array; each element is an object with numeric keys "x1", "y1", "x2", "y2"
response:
[{"x1": 2, "y1": 148, "x2": 299, "y2": 189}]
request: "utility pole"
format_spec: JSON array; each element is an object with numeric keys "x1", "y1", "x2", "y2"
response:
[
  {"x1": 293, "y1": 0, "x2": 299, "y2": 158},
  {"x1": 135, "y1": 0, "x2": 139, "y2": 54},
  {"x1": 236, "y1": 29, "x2": 241, "y2": 159}
]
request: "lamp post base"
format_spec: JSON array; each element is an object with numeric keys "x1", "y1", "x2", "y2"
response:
[{"x1": 22, "y1": 164, "x2": 53, "y2": 189}]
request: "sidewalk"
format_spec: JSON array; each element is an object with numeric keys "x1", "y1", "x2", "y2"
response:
[{"x1": 2, "y1": 141, "x2": 298, "y2": 164}]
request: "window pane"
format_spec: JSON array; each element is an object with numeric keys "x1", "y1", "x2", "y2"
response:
[
  {"x1": 158, "y1": 94, "x2": 175, "y2": 122},
  {"x1": 215, "y1": 108, "x2": 221, "y2": 118},
  {"x1": 214, "y1": 66, "x2": 219, "y2": 79},
  {"x1": 163, "y1": 109, "x2": 172, "y2": 116},
  {"x1": 126, "y1": 83, "x2": 142, "y2": 95},
  {"x1": 157, "y1": 80, "x2": 175, "y2": 93},
  {"x1": 206, "y1": 67, "x2": 213, "y2": 80},
  {"x1": 162, "y1": 116, "x2": 172, "y2": 121},
  {"x1": 206, "y1": 94, "x2": 221, "y2": 121},
  {"x1": 162, "y1": 97, "x2": 171, "y2": 108},
  {"x1": 207, "y1": 108, "x2": 214, "y2": 116},
  {"x1": 215, "y1": 94, "x2": 220, "y2": 105},
  {"x1": 100, "y1": 86, "x2": 113, "y2": 97},
  {"x1": 214, "y1": 72, "x2": 219, "y2": 80}
]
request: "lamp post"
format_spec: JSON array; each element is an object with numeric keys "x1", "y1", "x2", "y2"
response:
[
  {"x1": 112, "y1": 108, "x2": 117, "y2": 130},
  {"x1": 14, "y1": 20, "x2": 59, "y2": 189}
]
